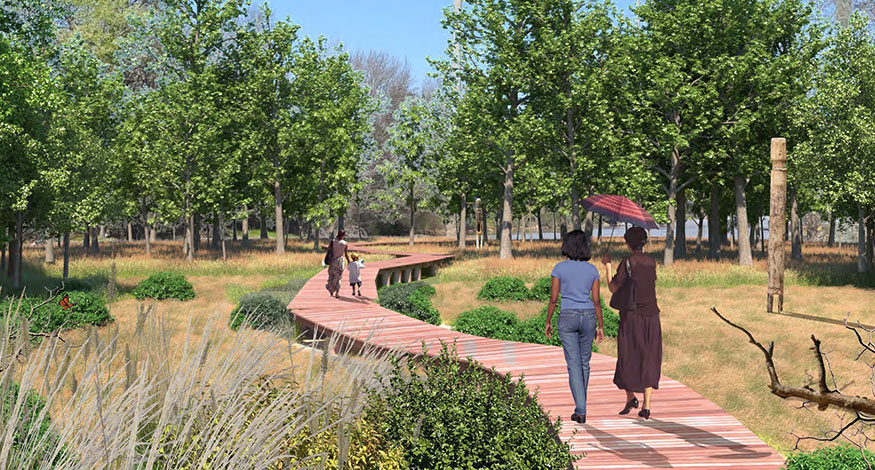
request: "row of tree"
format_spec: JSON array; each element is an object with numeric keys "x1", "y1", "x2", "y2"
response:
[
  {"x1": 2, "y1": 0, "x2": 379, "y2": 288},
  {"x1": 390, "y1": 0, "x2": 873, "y2": 270}
]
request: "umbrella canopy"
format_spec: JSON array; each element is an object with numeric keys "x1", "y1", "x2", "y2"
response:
[{"x1": 579, "y1": 194, "x2": 659, "y2": 230}]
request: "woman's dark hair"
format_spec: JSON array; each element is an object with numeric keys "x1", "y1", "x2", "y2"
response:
[
  {"x1": 624, "y1": 226, "x2": 647, "y2": 251},
  {"x1": 336, "y1": 230, "x2": 346, "y2": 240},
  {"x1": 561, "y1": 230, "x2": 592, "y2": 261}
]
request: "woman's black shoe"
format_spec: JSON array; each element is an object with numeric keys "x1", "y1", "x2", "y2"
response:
[
  {"x1": 571, "y1": 413, "x2": 586, "y2": 424},
  {"x1": 638, "y1": 409, "x2": 651, "y2": 420},
  {"x1": 619, "y1": 397, "x2": 639, "y2": 415}
]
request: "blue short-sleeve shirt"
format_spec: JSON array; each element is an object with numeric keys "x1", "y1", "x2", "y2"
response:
[{"x1": 551, "y1": 260, "x2": 600, "y2": 310}]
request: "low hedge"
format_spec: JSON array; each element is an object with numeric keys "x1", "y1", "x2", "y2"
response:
[
  {"x1": 378, "y1": 281, "x2": 440, "y2": 325},
  {"x1": 452, "y1": 306, "x2": 522, "y2": 342},
  {"x1": 477, "y1": 276, "x2": 530, "y2": 301},
  {"x1": 11, "y1": 291, "x2": 113, "y2": 334},
  {"x1": 366, "y1": 345, "x2": 576, "y2": 469},
  {"x1": 229, "y1": 292, "x2": 290, "y2": 330},
  {"x1": 784, "y1": 445, "x2": 875, "y2": 470},
  {"x1": 133, "y1": 272, "x2": 195, "y2": 301},
  {"x1": 529, "y1": 276, "x2": 553, "y2": 301},
  {"x1": 454, "y1": 304, "x2": 597, "y2": 352}
]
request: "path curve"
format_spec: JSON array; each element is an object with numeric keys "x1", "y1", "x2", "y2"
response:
[{"x1": 289, "y1": 245, "x2": 784, "y2": 469}]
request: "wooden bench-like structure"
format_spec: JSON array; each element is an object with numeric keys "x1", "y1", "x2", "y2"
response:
[{"x1": 289, "y1": 245, "x2": 785, "y2": 469}]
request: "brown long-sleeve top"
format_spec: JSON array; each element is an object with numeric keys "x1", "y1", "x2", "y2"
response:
[{"x1": 609, "y1": 252, "x2": 660, "y2": 316}]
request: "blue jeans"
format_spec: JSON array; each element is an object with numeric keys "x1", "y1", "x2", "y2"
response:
[{"x1": 558, "y1": 309, "x2": 596, "y2": 415}]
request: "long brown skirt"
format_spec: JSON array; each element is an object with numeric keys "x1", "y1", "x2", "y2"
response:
[
  {"x1": 613, "y1": 311, "x2": 662, "y2": 393},
  {"x1": 325, "y1": 258, "x2": 344, "y2": 294}
]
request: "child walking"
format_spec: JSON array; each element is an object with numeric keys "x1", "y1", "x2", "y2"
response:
[{"x1": 348, "y1": 254, "x2": 365, "y2": 296}]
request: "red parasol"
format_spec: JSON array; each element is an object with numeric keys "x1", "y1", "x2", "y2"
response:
[{"x1": 579, "y1": 194, "x2": 659, "y2": 230}]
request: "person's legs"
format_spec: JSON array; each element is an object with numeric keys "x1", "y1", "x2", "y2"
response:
[
  {"x1": 558, "y1": 311, "x2": 586, "y2": 416},
  {"x1": 643, "y1": 387, "x2": 653, "y2": 410},
  {"x1": 577, "y1": 309, "x2": 596, "y2": 415},
  {"x1": 351, "y1": 282, "x2": 356, "y2": 295}
]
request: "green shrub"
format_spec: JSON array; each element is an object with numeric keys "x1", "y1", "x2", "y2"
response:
[
  {"x1": 529, "y1": 276, "x2": 553, "y2": 301},
  {"x1": 784, "y1": 445, "x2": 875, "y2": 470},
  {"x1": 454, "y1": 304, "x2": 598, "y2": 352},
  {"x1": 229, "y1": 292, "x2": 290, "y2": 330},
  {"x1": 477, "y1": 276, "x2": 530, "y2": 301},
  {"x1": 133, "y1": 272, "x2": 195, "y2": 301},
  {"x1": 12, "y1": 291, "x2": 112, "y2": 334},
  {"x1": 366, "y1": 346, "x2": 576, "y2": 469},
  {"x1": 378, "y1": 281, "x2": 440, "y2": 325},
  {"x1": 600, "y1": 297, "x2": 619, "y2": 338},
  {"x1": 454, "y1": 306, "x2": 521, "y2": 341}
]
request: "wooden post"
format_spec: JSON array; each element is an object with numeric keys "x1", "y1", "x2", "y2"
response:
[{"x1": 768, "y1": 138, "x2": 788, "y2": 313}]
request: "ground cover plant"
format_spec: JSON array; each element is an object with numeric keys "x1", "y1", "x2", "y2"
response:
[
  {"x1": 783, "y1": 445, "x2": 875, "y2": 470},
  {"x1": 133, "y1": 271, "x2": 195, "y2": 300},
  {"x1": 366, "y1": 345, "x2": 576, "y2": 469},
  {"x1": 10, "y1": 291, "x2": 112, "y2": 334},
  {"x1": 229, "y1": 291, "x2": 290, "y2": 330},
  {"x1": 477, "y1": 276, "x2": 530, "y2": 301},
  {"x1": 377, "y1": 281, "x2": 440, "y2": 325}
]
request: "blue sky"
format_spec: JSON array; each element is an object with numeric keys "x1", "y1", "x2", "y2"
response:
[{"x1": 271, "y1": 0, "x2": 638, "y2": 87}]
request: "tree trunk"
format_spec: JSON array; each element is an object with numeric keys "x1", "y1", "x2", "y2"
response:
[
  {"x1": 674, "y1": 187, "x2": 687, "y2": 259},
  {"x1": 260, "y1": 213, "x2": 268, "y2": 239},
  {"x1": 274, "y1": 180, "x2": 285, "y2": 254},
  {"x1": 127, "y1": 222, "x2": 133, "y2": 242},
  {"x1": 583, "y1": 211, "x2": 593, "y2": 241},
  {"x1": 409, "y1": 184, "x2": 415, "y2": 246},
  {"x1": 538, "y1": 210, "x2": 544, "y2": 241},
  {"x1": 91, "y1": 226, "x2": 99, "y2": 253},
  {"x1": 495, "y1": 214, "x2": 502, "y2": 246},
  {"x1": 45, "y1": 234, "x2": 55, "y2": 264},
  {"x1": 570, "y1": 186, "x2": 581, "y2": 230},
  {"x1": 760, "y1": 215, "x2": 766, "y2": 254},
  {"x1": 696, "y1": 214, "x2": 704, "y2": 254},
  {"x1": 184, "y1": 214, "x2": 195, "y2": 262},
  {"x1": 729, "y1": 215, "x2": 736, "y2": 250},
  {"x1": 193, "y1": 213, "x2": 201, "y2": 253},
  {"x1": 220, "y1": 212, "x2": 227, "y2": 261},
  {"x1": 145, "y1": 225, "x2": 152, "y2": 255},
  {"x1": 828, "y1": 212, "x2": 836, "y2": 247},
  {"x1": 150, "y1": 224, "x2": 157, "y2": 242},
  {"x1": 63, "y1": 232, "x2": 70, "y2": 279},
  {"x1": 735, "y1": 176, "x2": 753, "y2": 266},
  {"x1": 242, "y1": 206, "x2": 250, "y2": 245},
  {"x1": 790, "y1": 188, "x2": 802, "y2": 261},
  {"x1": 459, "y1": 194, "x2": 466, "y2": 249},
  {"x1": 84, "y1": 224, "x2": 90, "y2": 251},
  {"x1": 6, "y1": 225, "x2": 14, "y2": 278},
  {"x1": 663, "y1": 149, "x2": 682, "y2": 266},
  {"x1": 338, "y1": 212, "x2": 345, "y2": 231},
  {"x1": 482, "y1": 213, "x2": 488, "y2": 246},
  {"x1": 13, "y1": 212, "x2": 23, "y2": 289},
  {"x1": 232, "y1": 218, "x2": 237, "y2": 241},
  {"x1": 211, "y1": 216, "x2": 220, "y2": 250},
  {"x1": 500, "y1": 156, "x2": 515, "y2": 259},
  {"x1": 859, "y1": 204, "x2": 868, "y2": 273},
  {"x1": 597, "y1": 214, "x2": 602, "y2": 243},
  {"x1": 709, "y1": 184, "x2": 721, "y2": 260}
]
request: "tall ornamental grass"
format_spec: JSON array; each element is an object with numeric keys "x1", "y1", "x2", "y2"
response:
[{"x1": 0, "y1": 296, "x2": 398, "y2": 469}]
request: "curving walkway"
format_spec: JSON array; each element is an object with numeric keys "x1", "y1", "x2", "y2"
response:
[{"x1": 289, "y1": 246, "x2": 785, "y2": 469}]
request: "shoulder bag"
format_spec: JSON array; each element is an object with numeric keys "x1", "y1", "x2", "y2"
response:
[
  {"x1": 323, "y1": 241, "x2": 334, "y2": 265},
  {"x1": 609, "y1": 257, "x2": 637, "y2": 312}
]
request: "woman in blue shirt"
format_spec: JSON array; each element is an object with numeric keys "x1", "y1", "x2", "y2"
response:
[{"x1": 545, "y1": 230, "x2": 605, "y2": 424}]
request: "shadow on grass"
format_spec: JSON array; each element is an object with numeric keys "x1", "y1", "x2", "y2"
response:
[{"x1": 1, "y1": 262, "x2": 108, "y2": 299}]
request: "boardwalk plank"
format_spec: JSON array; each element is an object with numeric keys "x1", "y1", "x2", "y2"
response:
[{"x1": 289, "y1": 245, "x2": 784, "y2": 468}]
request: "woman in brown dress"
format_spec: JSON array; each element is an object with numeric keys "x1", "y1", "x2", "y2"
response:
[
  {"x1": 325, "y1": 230, "x2": 350, "y2": 298},
  {"x1": 601, "y1": 226, "x2": 661, "y2": 420}
]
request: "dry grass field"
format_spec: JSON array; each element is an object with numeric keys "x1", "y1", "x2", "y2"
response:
[
  {"x1": 4, "y1": 235, "x2": 875, "y2": 455},
  {"x1": 372, "y1": 237, "x2": 875, "y2": 453}
]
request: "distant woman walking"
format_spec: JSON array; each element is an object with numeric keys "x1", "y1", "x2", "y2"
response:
[
  {"x1": 325, "y1": 230, "x2": 350, "y2": 298},
  {"x1": 545, "y1": 230, "x2": 605, "y2": 424},
  {"x1": 602, "y1": 227, "x2": 661, "y2": 420}
]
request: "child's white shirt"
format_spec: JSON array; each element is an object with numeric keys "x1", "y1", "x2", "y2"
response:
[{"x1": 348, "y1": 260, "x2": 364, "y2": 283}]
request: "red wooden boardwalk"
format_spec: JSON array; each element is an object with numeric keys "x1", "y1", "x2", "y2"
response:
[{"x1": 289, "y1": 246, "x2": 785, "y2": 469}]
